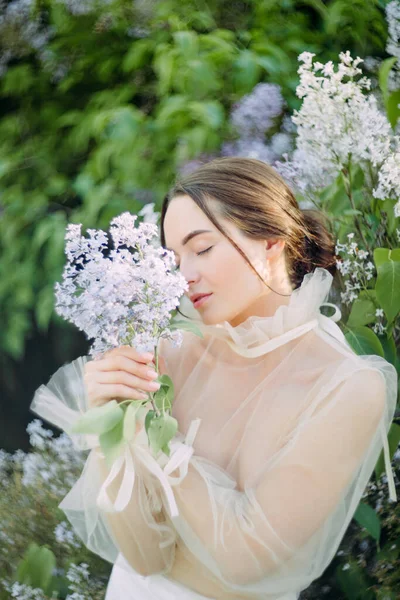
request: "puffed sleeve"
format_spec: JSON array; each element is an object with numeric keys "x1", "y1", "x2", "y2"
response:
[
  {"x1": 29, "y1": 356, "x2": 177, "y2": 577},
  {"x1": 160, "y1": 363, "x2": 398, "y2": 596}
]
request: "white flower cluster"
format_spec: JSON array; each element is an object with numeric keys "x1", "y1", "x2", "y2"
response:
[
  {"x1": 373, "y1": 144, "x2": 400, "y2": 217},
  {"x1": 65, "y1": 562, "x2": 105, "y2": 600},
  {"x1": 277, "y1": 52, "x2": 392, "y2": 194},
  {"x1": 335, "y1": 232, "x2": 374, "y2": 302},
  {"x1": 335, "y1": 233, "x2": 387, "y2": 334},
  {"x1": 54, "y1": 521, "x2": 82, "y2": 549},
  {"x1": 17, "y1": 419, "x2": 85, "y2": 496},
  {"x1": 0, "y1": 580, "x2": 55, "y2": 600},
  {"x1": 138, "y1": 202, "x2": 160, "y2": 225},
  {"x1": 385, "y1": 1, "x2": 400, "y2": 91},
  {"x1": 55, "y1": 212, "x2": 188, "y2": 356},
  {"x1": 386, "y1": 1, "x2": 400, "y2": 62}
]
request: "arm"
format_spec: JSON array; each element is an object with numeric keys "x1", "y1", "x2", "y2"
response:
[
  {"x1": 30, "y1": 355, "x2": 176, "y2": 575},
  {"x1": 93, "y1": 448, "x2": 177, "y2": 577},
  {"x1": 166, "y1": 368, "x2": 387, "y2": 587}
]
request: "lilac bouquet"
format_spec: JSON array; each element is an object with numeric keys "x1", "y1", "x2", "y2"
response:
[{"x1": 55, "y1": 212, "x2": 202, "y2": 466}]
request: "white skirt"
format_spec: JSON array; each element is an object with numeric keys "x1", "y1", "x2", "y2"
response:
[
  {"x1": 105, "y1": 553, "x2": 214, "y2": 600},
  {"x1": 105, "y1": 554, "x2": 299, "y2": 600}
]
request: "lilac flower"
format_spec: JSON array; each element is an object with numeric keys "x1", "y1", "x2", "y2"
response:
[
  {"x1": 221, "y1": 139, "x2": 276, "y2": 164},
  {"x1": 276, "y1": 52, "x2": 392, "y2": 195},
  {"x1": 386, "y1": 1, "x2": 400, "y2": 62},
  {"x1": 229, "y1": 83, "x2": 284, "y2": 139},
  {"x1": 373, "y1": 144, "x2": 400, "y2": 217},
  {"x1": 55, "y1": 521, "x2": 82, "y2": 549},
  {"x1": 55, "y1": 212, "x2": 188, "y2": 356}
]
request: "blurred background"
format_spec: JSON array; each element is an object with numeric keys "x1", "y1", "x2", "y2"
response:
[{"x1": 0, "y1": 0, "x2": 392, "y2": 452}]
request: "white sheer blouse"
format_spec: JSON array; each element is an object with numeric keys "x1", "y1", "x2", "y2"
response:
[{"x1": 30, "y1": 267, "x2": 398, "y2": 600}]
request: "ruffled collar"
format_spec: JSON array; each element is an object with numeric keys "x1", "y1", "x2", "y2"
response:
[{"x1": 197, "y1": 267, "x2": 342, "y2": 357}]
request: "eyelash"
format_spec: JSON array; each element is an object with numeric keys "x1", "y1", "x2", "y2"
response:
[
  {"x1": 175, "y1": 246, "x2": 213, "y2": 270},
  {"x1": 197, "y1": 246, "x2": 213, "y2": 256}
]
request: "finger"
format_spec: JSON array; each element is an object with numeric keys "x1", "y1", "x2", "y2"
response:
[
  {"x1": 94, "y1": 355, "x2": 156, "y2": 379},
  {"x1": 97, "y1": 371, "x2": 161, "y2": 394},
  {"x1": 96, "y1": 383, "x2": 149, "y2": 403},
  {"x1": 105, "y1": 345, "x2": 154, "y2": 364}
]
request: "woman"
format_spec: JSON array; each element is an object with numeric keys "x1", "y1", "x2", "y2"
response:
[{"x1": 31, "y1": 158, "x2": 398, "y2": 600}]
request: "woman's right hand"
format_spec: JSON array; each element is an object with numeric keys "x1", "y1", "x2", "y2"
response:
[{"x1": 84, "y1": 346, "x2": 162, "y2": 409}]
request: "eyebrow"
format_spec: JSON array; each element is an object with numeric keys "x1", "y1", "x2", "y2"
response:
[{"x1": 166, "y1": 229, "x2": 212, "y2": 251}]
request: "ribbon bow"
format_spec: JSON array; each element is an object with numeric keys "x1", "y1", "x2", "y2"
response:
[{"x1": 96, "y1": 418, "x2": 203, "y2": 517}]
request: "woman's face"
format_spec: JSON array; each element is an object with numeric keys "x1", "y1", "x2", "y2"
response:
[{"x1": 163, "y1": 194, "x2": 287, "y2": 326}]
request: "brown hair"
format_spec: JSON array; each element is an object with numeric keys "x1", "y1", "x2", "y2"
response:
[{"x1": 160, "y1": 157, "x2": 338, "y2": 294}]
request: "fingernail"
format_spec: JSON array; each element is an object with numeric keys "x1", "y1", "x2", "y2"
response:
[
  {"x1": 143, "y1": 353, "x2": 154, "y2": 361},
  {"x1": 146, "y1": 369, "x2": 158, "y2": 379},
  {"x1": 149, "y1": 381, "x2": 161, "y2": 391}
]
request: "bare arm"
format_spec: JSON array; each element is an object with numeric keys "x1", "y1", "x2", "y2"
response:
[{"x1": 94, "y1": 447, "x2": 176, "y2": 577}]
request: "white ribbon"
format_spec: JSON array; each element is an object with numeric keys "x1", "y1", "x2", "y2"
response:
[
  {"x1": 381, "y1": 421, "x2": 397, "y2": 502},
  {"x1": 96, "y1": 417, "x2": 202, "y2": 517}
]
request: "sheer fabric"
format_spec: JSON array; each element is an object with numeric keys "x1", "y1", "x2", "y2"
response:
[{"x1": 30, "y1": 267, "x2": 398, "y2": 600}]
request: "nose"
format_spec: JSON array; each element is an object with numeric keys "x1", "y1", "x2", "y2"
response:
[{"x1": 179, "y1": 262, "x2": 200, "y2": 287}]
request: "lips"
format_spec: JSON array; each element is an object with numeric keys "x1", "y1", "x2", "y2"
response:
[{"x1": 190, "y1": 293, "x2": 213, "y2": 308}]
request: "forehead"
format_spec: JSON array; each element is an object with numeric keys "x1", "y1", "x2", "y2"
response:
[{"x1": 163, "y1": 195, "x2": 216, "y2": 248}]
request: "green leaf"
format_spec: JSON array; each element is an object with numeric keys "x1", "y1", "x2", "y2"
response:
[
  {"x1": 353, "y1": 501, "x2": 381, "y2": 542},
  {"x1": 344, "y1": 326, "x2": 385, "y2": 357},
  {"x1": 379, "y1": 57, "x2": 397, "y2": 102},
  {"x1": 375, "y1": 256, "x2": 400, "y2": 323},
  {"x1": 123, "y1": 401, "x2": 142, "y2": 442},
  {"x1": 148, "y1": 413, "x2": 178, "y2": 456},
  {"x1": 153, "y1": 374, "x2": 174, "y2": 411},
  {"x1": 232, "y1": 51, "x2": 261, "y2": 93},
  {"x1": 169, "y1": 319, "x2": 204, "y2": 338},
  {"x1": 99, "y1": 416, "x2": 125, "y2": 465},
  {"x1": 173, "y1": 31, "x2": 199, "y2": 59},
  {"x1": 70, "y1": 401, "x2": 123, "y2": 435},
  {"x1": 335, "y1": 558, "x2": 375, "y2": 600},
  {"x1": 386, "y1": 89, "x2": 400, "y2": 129},
  {"x1": 16, "y1": 543, "x2": 56, "y2": 594},
  {"x1": 145, "y1": 409, "x2": 156, "y2": 437},
  {"x1": 375, "y1": 422, "x2": 400, "y2": 479},
  {"x1": 153, "y1": 48, "x2": 175, "y2": 96},
  {"x1": 347, "y1": 297, "x2": 377, "y2": 327}
]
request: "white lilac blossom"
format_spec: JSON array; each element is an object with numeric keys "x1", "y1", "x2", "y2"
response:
[
  {"x1": 386, "y1": 1, "x2": 400, "y2": 62},
  {"x1": 276, "y1": 52, "x2": 392, "y2": 194},
  {"x1": 385, "y1": 1, "x2": 400, "y2": 91},
  {"x1": 334, "y1": 233, "x2": 387, "y2": 333},
  {"x1": 229, "y1": 83, "x2": 284, "y2": 139},
  {"x1": 21, "y1": 420, "x2": 85, "y2": 496},
  {"x1": 54, "y1": 521, "x2": 82, "y2": 549},
  {"x1": 0, "y1": 581, "x2": 49, "y2": 600},
  {"x1": 138, "y1": 202, "x2": 160, "y2": 225},
  {"x1": 55, "y1": 212, "x2": 188, "y2": 356},
  {"x1": 373, "y1": 146, "x2": 400, "y2": 217},
  {"x1": 65, "y1": 562, "x2": 105, "y2": 600}
]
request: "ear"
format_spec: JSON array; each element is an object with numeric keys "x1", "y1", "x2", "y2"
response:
[{"x1": 265, "y1": 238, "x2": 286, "y2": 259}]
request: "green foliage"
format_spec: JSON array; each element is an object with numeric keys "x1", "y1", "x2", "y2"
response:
[
  {"x1": 16, "y1": 543, "x2": 56, "y2": 596},
  {"x1": 0, "y1": 0, "x2": 390, "y2": 360}
]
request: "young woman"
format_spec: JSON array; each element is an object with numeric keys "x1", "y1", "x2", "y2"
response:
[{"x1": 31, "y1": 158, "x2": 398, "y2": 600}]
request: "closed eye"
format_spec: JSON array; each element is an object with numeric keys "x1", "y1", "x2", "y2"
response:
[
  {"x1": 174, "y1": 246, "x2": 213, "y2": 270},
  {"x1": 197, "y1": 246, "x2": 213, "y2": 256}
]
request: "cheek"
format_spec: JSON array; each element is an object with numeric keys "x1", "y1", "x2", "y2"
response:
[{"x1": 213, "y1": 247, "x2": 258, "y2": 293}]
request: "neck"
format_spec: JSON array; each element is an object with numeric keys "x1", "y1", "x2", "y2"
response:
[{"x1": 228, "y1": 274, "x2": 294, "y2": 328}]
